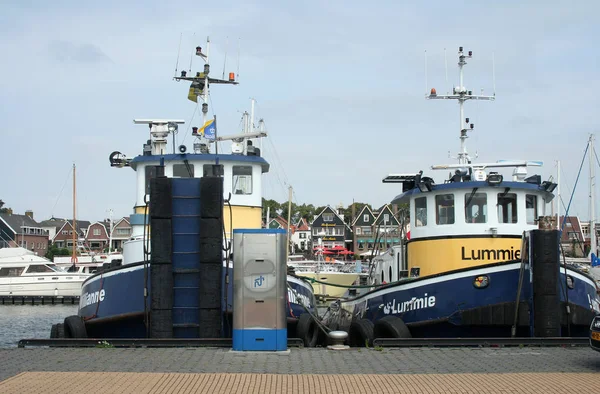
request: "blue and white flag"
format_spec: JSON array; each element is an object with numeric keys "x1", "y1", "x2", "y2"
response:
[{"x1": 199, "y1": 118, "x2": 216, "y2": 140}]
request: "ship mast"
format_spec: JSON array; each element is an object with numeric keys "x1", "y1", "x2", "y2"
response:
[
  {"x1": 173, "y1": 36, "x2": 239, "y2": 154},
  {"x1": 427, "y1": 47, "x2": 495, "y2": 165}
]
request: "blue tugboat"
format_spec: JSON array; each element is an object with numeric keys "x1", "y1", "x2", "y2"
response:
[
  {"x1": 316, "y1": 47, "x2": 600, "y2": 346},
  {"x1": 51, "y1": 38, "x2": 316, "y2": 340}
]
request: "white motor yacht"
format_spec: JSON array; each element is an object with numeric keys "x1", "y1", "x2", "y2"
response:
[{"x1": 0, "y1": 247, "x2": 90, "y2": 297}]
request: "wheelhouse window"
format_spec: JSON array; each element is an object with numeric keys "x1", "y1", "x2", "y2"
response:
[
  {"x1": 435, "y1": 194, "x2": 455, "y2": 225},
  {"x1": 145, "y1": 166, "x2": 156, "y2": 195},
  {"x1": 465, "y1": 192, "x2": 487, "y2": 223},
  {"x1": 173, "y1": 163, "x2": 194, "y2": 178},
  {"x1": 526, "y1": 194, "x2": 538, "y2": 225},
  {"x1": 232, "y1": 166, "x2": 253, "y2": 194},
  {"x1": 25, "y1": 265, "x2": 56, "y2": 273},
  {"x1": 0, "y1": 267, "x2": 24, "y2": 277},
  {"x1": 203, "y1": 164, "x2": 223, "y2": 177},
  {"x1": 414, "y1": 197, "x2": 427, "y2": 226},
  {"x1": 498, "y1": 193, "x2": 518, "y2": 223}
]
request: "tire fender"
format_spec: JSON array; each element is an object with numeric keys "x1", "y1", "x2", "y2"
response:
[
  {"x1": 64, "y1": 315, "x2": 87, "y2": 339},
  {"x1": 373, "y1": 315, "x2": 412, "y2": 339},
  {"x1": 296, "y1": 313, "x2": 319, "y2": 348},
  {"x1": 348, "y1": 319, "x2": 374, "y2": 347}
]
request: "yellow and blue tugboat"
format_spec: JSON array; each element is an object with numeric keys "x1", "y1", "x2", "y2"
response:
[
  {"x1": 51, "y1": 38, "x2": 316, "y2": 339},
  {"x1": 324, "y1": 47, "x2": 600, "y2": 345}
]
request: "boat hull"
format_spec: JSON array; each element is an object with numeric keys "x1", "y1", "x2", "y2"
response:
[
  {"x1": 339, "y1": 261, "x2": 599, "y2": 337},
  {"x1": 0, "y1": 276, "x2": 89, "y2": 297},
  {"x1": 294, "y1": 272, "x2": 359, "y2": 298},
  {"x1": 78, "y1": 261, "x2": 316, "y2": 338}
]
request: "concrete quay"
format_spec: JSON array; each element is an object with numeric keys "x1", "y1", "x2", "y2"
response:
[{"x1": 0, "y1": 347, "x2": 598, "y2": 393}]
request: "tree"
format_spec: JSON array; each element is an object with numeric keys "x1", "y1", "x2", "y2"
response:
[
  {"x1": 45, "y1": 245, "x2": 71, "y2": 261},
  {"x1": 0, "y1": 199, "x2": 9, "y2": 214},
  {"x1": 262, "y1": 198, "x2": 281, "y2": 221}
]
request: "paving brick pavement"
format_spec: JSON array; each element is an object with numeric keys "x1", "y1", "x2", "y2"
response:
[
  {"x1": 0, "y1": 347, "x2": 598, "y2": 382},
  {"x1": 0, "y1": 371, "x2": 598, "y2": 394}
]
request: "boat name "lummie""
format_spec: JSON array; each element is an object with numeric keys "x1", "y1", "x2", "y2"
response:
[
  {"x1": 80, "y1": 289, "x2": 106, "y2": 308},
  {"x1": 461, "y1": 246, "x2": 521, "y2": 261},
  {"x1": 383, "y1": 294, "x2": 436, "y2": 315}
]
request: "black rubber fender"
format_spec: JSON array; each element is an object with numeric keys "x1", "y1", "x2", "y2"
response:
[
  {"x1": 56, "y1": 323, "x2": 65, "y2": 338},
  {"x1": 348, "y1": 318, "x2": 374, "y2": 347},
  {"x1": 373, "y1": 316, "x2": 412, "y2": 339},
  {"x1": 64, "y1": 315, "x2": 87, "y2": 338},
  {"x1": 296, "y1": 313, "x2": 319, "y2": 348}
]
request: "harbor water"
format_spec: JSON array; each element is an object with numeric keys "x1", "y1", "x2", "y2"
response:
[{"x1": 0, "y1": 304, "x2": 77, "y2": 348}]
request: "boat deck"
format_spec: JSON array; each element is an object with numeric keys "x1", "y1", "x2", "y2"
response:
[{"x1": 0, "y1": 347, "x2": 598, "y2": 393}]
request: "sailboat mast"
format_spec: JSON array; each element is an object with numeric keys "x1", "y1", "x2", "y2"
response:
[
  {"x1": 71, "y1": 163, "x2": 78, "y2": 263},
  {"x1": 286, "y1": 185, "x2": 293, "y2": 262},
  {"x1": 590, "y1": 134, "x2": 596, "y2": 257}
]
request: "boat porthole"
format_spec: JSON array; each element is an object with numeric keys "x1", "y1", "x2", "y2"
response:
[
  {"x1": 473, "y1": 275, "x2": 490, "y2": 289},
  {"x1": 566, "y1": 275, "x2": 574, "y2": 289}
]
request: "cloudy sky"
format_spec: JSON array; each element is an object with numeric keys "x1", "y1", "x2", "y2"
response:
[{"x1": 1, "y1": 0, "x2": 599, "y2": 223}]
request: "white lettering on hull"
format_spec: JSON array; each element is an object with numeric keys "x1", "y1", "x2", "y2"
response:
[
  {"x1": 382, "y1": 293, "x2": 436, "y2": 315},
  {"x1": 79, "y1": 289, "x2": 106, "y2": 309}
]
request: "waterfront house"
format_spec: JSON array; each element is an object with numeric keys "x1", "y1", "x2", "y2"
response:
[{"x1": 0, "y1": 211, "x2": 49, "y2": 256}]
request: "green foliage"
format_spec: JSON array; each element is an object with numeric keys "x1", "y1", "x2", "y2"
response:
[
  {"x1": 0, "y1": 199, "x2": 9, "y2": 214},
  {"x1": 95, "y1": 340, "x2": 114, "y2": 348},
  {"x1": 45, "y1": 245, "x2": 71, "y2": 260}
]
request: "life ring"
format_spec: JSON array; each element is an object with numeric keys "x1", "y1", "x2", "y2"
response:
[
  {"x1": 373, "y1": 316, "x2": 412, "y2": 339},
  {"x1": 64, "y1": 315, "x2": 87, "y2": 338},
  {"x1": 296, "y1": 313, "x2": 319, "y2": 348},
  {"x1": 348, "y1": 318, "x2": 374, "y2": 347}
]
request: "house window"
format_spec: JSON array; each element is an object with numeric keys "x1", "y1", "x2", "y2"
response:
[
  {"x1": 356, "y1": 228, "x2": 362, "y2": 235},
  {"x1": 62, "y1": 230, "x2": 68, "y2": 235},
  {"x1": 363, "y1": 214, "x2": 369, "y2": 222},
  {"x1": 299, "y1": 233, "x2": 306, "y2": 239},
  {"x1": 383, "y1": 213, "x2": 390, "y2": 224},
  {"x1": 498, "y1": 193, "x2": 518, "y2": 223},
  {"x1": 323, "y1": 213, "x2": 334, "y2": 222},
  {"x1": 93, "y1": 228, "x2": 101, "y2": 236},
  {"x1": 436, "y1": 194, "x2": 455, "y2": 225},
  {"x1": 173, "y1": 163, "x2": 194, "y2": 178},
  {"x1": 145, "y1": 165, "x2": 157, "y2": 195},
  {"x1": 91, "y1": 242, "x2": 101, "y2": 248},
  {"x1": 232, "y1": 166, "x2": 253, "y2": 194},
  {"x1": 465, "y1": 192, "x2": 487, "y2": 223},
  {"x1": 526, "y1": 194, "x2": 538, "y2": 225},
  {"x1": 415, "y1": 197, "x2": 427, "y2": 226},
  {"x1": 116, "y1": 228, "x2": 131, "y2": 235}
]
